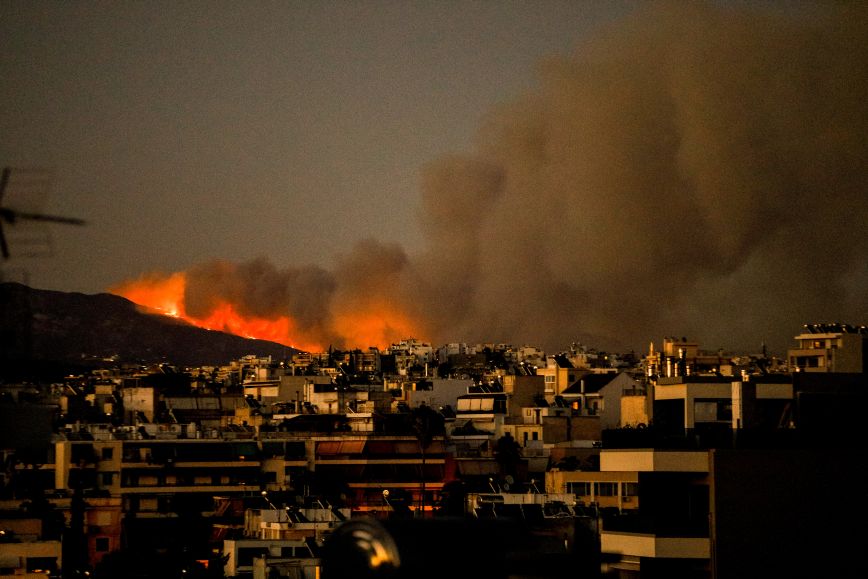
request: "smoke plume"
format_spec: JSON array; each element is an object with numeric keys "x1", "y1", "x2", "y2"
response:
[{"x1": 115, "y1": 1, "x2": 868, "y2": 355}]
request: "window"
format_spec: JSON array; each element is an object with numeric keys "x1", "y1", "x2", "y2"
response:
[
  {"x1": 101, "y1": 472, "x2": 114, "y2": 487},
  {"x1": 140, "y1": 497, "x2": 158, "y2": 511},
  {"x1": 544, "y1": 375, "x2": 555, "y2": 383},
  {"x1": 71, "y1": 444, "x2": 96, "y2": 464},
  {"x1": 260, "y1": 441, "x2": 284, "y2": 458},
  {"x1": 622, "y1": 483, "x2": 639, "y2": 497},
  {"x1": 595, "y1": 482, "x2": 617, "y2": 496},
  {"x1": 101, "y1": 447, "x2": 114, "y2": 461},
  {"x1": 157, "y1": 497, "x2": 173, "y2": 513},
  {"x1": 694, "y1": 401, "x2": 717, "y2": 422},
  {"x1": 95, "y1": 537, "x2": 110, "y2": 552},
  {"x1": 566, "y1": 482, "x2": 591, "y2": 496},
  {"x1": 124, "y1": 496, "x2": 139, "y2": 512},
  {"x1": 531, "y1": 431, "x2": 539, "y2": 441},
  {"x1": 695, "y1": 400, "x2": 732, "y2": 422}
]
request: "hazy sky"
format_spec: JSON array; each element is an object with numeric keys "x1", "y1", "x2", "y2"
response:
[
  {"x1": 2, "y1": 1, "x2": 865, "y2": 355},
  {"x1": 1, "y1": 0, "x2": 637, "y2": 285}
]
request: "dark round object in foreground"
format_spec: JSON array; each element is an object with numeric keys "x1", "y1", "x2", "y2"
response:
[{"x1": 320, "y1": 518, "x2": 401, "y2": 579}]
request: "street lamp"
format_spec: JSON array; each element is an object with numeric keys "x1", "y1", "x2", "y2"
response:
[{"x1": 261, "y1": 490, "x2": 277, "y2": 510}]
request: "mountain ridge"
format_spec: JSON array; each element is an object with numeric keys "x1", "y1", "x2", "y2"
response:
[{"x1": 0, "y1": 282, "x2": 298, "y2": 376}]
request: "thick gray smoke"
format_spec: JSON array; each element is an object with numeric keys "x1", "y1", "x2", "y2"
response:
[
  {"x1": 181, "y1": 1, "x2": 867, "y2": 355},
  {"x1": 184, "y1": 257, "x2": 338, "y2": 345}
]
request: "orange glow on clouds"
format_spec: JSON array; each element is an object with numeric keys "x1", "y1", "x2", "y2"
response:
[{"x1": 333, "y1": 306, "x2": 418, "y2": 351}]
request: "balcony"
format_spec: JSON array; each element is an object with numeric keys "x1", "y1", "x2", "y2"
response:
[{"x1": 601, "y1": 531, "x2": 710, "y2": 559}]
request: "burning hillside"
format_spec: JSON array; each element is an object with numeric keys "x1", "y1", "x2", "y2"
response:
[{"x1": 110, "y1": 248, "x2": 422, "y2": 352}]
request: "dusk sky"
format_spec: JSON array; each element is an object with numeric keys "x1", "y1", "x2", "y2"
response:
[{"x1": 2, "y1": 1, "x2": 866, "y2": 355}]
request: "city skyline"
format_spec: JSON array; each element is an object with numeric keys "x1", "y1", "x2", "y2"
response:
[{"x1": 1, "y1": 1, "x2": 866, "y2": 356}]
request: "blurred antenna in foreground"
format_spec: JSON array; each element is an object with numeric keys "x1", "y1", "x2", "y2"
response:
[{"x1": 0, "y1": 166, "x2": 86, "y2": 260}]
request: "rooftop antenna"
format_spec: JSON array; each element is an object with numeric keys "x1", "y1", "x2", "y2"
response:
[{"x1": 0, "y1": 166, "x2": 86, "y2": 260}]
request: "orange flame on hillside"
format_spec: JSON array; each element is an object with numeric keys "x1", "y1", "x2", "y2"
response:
[
  {"x1": 109, "y1": 272, "x2": 323, "y2": 352},
  {"x1": 113, "y1": 271, "x2": 187, "y2": 318},
  {"x1": 109, "y1": 269, "x2": 424, "y2": 353}
]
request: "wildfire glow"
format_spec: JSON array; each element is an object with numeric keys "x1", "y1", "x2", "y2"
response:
[
  {"x1": 109, "y1": 269, "x2": 423, "y2": 353},
  {"x1": 111, "y1": 272, "x2": 186, "y2": 318},
  {"x1": 109, "y1": 272, "x2": 322, "y2": 352},
  {"x1": 333, "y1": 307, "x2": 419, "y2": 351},
  {"x1": 195, "y1": 302, "x2": 295, "y2": 345}
]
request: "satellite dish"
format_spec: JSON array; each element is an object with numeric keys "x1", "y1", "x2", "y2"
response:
[
  {"x1": 502, "y1": 483, "x2": 510, "y2": 492},
  {"x1": 504, "y1": 475, "x2": 515, "y2": 486},
  {"x1": 0, "y1": 167, "x2": 86, "y2": 260}
]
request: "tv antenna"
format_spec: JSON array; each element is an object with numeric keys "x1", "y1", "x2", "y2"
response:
[{"x1": 0, "y1": 166, "x2": 86, "y2": 260}]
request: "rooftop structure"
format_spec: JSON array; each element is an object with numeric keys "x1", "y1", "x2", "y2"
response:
[{"x1": 788, "y1": 322, "x2": 867, "y2": 373}]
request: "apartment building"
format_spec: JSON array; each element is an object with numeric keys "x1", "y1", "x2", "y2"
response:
[
  {"x1": 536, "y1": 354, "x2": 582, "y2": 401},
  {"x1": 0, "y1": 507, "x2": 62, "y2": 578},
  {"x1": 4, "y1": 326, "x2": 864, "y2": 577},
  {"x1": 644, "y1": 338, "x2": 745, "y2": 379},
  {"x1": 220, "y1": 501, "x2": 349, "y2": 578},
  {"x1": 651, "y1": 375, "x2": 793, "y2": 445},
  {"x1": 597, "y1": 449, "x2": 713, "y2": 577},
  {"x1": 787, "y1": 323, "x2": 867, "y2": 373},
  {"x1": 594, "y1": 445, "x2": 859, "y2": 578},
  {"x1": 545, "y1": 468, "x2": 640, "y2": 512},
  {"x1": 593, "y1": 336, "x2": 866, "y2": 578},
  {"x1": 559, "y1": 372, "x2": 641, "y2": 430}
]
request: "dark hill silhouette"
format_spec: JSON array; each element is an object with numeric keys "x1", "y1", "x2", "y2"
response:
[{"x1": 0, "y1": 282, "x2": 298, "y2": 377}]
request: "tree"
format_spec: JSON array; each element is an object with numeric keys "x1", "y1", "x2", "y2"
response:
[
  {"x1": 435, "y1": 480, "x2": 468, "y2": 517},
  {"x1": 62, "y1": 482, "x2": 89, "y2": 578},
  {"x1": 494, "y1": 432, "x2": 522, "y2": 481},
  {"x1": 410, "y1": 404, "x2": 444, "y2": 516}
]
